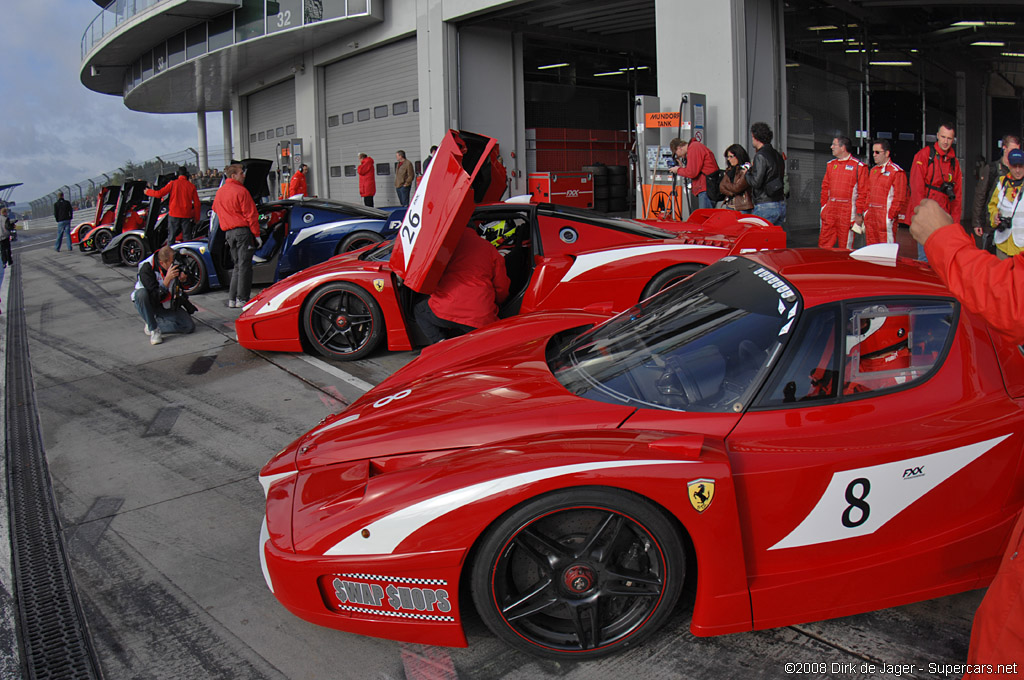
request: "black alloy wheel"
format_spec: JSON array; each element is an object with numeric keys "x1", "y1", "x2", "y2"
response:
[
  {"x1": 640, "y1": 263, "x2": 704, "y2": 300},
  {"x1": 176, "y1": 249, "x2": 207, "y2": 295},
  {"x1": 302, "y1": 282, "x2": 383, "y2": 361},
  {"x1": 472, "y1": 488, "x2": 685, "y2": 659},
  {"x1": 120, "y1": 235, "x2": 145, "y2": 265},
  {"x1": 93, "y1": 228, "x2": 113, "y2": 252}
]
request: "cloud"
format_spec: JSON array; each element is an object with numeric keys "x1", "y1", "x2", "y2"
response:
[{"x1": 0, "y1": 0, "x2": 223, "y2": 206}]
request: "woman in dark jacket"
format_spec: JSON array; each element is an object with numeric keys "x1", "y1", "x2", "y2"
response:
[{"x1": 719, "y1": 144, "x2": 754, "y2": 213}]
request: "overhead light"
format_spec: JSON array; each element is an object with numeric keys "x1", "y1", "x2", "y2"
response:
[
  {"x1": 953, "y1": 20, "x2": 1015, "y2": 27},
  {"x1": 785, "y1": 62, "x2": 800, "y2": 68},
  {"x1": 593, "y1": 70, "x2": 623, "y2": 77},
  {"x1": 822, "y1": 38, "x2": 844, "y2": 43},
  {"x1": 869, "y1": 61, "x2": 912, "y2": 66},
  {"x1": 807, "y1": 25, "x2": 838, "y2": 31},
  {"x1": 621, "y1": 66, "x2": 650, "y2": 71},
  {"x1": 971, "y1": 41, "x2": 1006, "y2": 47},
  {"x1": 1003, "y1": 52, "x2": 1024, "y2": 58},
  {"x1": 953, "y1": 21, "x2": 986, "y2": 27},
  {"x1": 846, "y1": 49, "x2": 866, "y2": 53},
  {"x1": 537, "y1": 62, "x2": 569, "y2": 70}
]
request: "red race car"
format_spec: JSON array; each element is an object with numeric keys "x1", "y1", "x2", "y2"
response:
[
  {"x1": 79, "y1": 179, "x2": 150, "y2": 253},
  {"x1": 235, "y1": 130, "x2": 785, "y2": 360},
  {"x1": 71, "y1": 184, "x2": 119, "y2": 247},
  {"x1": 259, "y1": 244, "x2": 1023, "y2": 658}
]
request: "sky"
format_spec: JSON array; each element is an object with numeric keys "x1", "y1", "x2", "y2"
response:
[{"x1": 0, "y1": 1, "x2": 224, "y2": 208}]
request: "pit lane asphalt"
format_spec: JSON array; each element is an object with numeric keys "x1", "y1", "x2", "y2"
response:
[{"x1": 1, "y1": 218, "x2": 974, "y2": 680}]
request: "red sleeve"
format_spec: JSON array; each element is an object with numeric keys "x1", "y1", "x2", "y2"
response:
[
  {"x1": 492, "y1": 250, "x2": 511, "y2": 305},
  {"x1": 144, "y1": 183, "x2": 172, "y2": 199},
  {"x1": 908, "y1": 148, "x2": 928, "y2": 214},
  {"x1": 890, "y1": 170, "x2": 909, "y2": 221},
  {"x1": 855, "y1": 162, "x2": 869, "y2": 215},
  {"x1": 952, "y1": 160, "x2": 964, "y2": 221},
  {"x1": 925, "y1": 222, "x2": 1024, "y2": 342},
  {"x1": 820, "y1": 163, "x2": 830, "y2": 207},
  {"x1": 676, "y1": 149, "x2": 702, "y2": 180}
]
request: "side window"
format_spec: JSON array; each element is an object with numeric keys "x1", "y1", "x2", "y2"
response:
[
  {"x1": 758, "y1": 306, "x2": 839, "y2": 406},
  {"x1": 844, "y1": 301, "x2": 955, "y2": 395}
]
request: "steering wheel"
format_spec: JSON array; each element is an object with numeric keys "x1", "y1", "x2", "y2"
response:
[{"x1": 657, "y1": 356, "x2": 703, "y2": 406}]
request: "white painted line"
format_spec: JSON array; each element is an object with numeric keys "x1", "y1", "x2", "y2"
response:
[{"x1": 297, "y1": 354, "x2": 374, "y2": 393}]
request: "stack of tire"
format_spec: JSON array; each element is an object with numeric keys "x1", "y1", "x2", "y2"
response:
[{"x1": 583, "y1": 164, "x2": 628, "y2": 213}]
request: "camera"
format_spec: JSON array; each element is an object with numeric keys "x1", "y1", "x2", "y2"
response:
[
  {"x1": 168, "y1": 254, "x2": 197, "y2": 315},
  {"x1": 997, "y1": 216, "x2": 1014, "y2": 232},
  {"x1": 938, "y1": 181, "x2": 956, "y2": 201}
]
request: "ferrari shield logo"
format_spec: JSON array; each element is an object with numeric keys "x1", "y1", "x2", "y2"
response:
[
  {"x1": 687, "y1": 479, "x2": 715, "y2": 513},
  {"x1": 373, "y1": 279, "x2": 385, "y2": 292}
]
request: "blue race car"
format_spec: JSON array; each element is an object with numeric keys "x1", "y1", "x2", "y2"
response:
[{"x1": 170, "y1": 160, "x2": 404, "y2": 295}]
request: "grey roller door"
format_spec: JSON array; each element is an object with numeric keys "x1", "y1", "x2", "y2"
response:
[
  {"x1": 247, "y1": 79, "x2": 297, "y2": 164},
  {"x1": 323, "y1": 39, "x2": 419, "y2": 203}
]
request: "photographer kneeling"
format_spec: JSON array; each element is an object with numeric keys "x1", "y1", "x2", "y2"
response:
[{"x1": 132, "y1": 245, "x2": 196, "y2": 345}]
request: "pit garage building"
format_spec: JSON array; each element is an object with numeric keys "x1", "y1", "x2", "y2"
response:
[{"x1": 81, "y1": 0, "x2": 1024, "y2": 231}]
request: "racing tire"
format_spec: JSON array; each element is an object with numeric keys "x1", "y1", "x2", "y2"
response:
[
  {"x1": 93, "y1": 228, "x2": 113, "y2": 252},
  {"x1": 337, "y1": 231, "x2": 385, "y2": 254},
  {"x1": 471, "y1": 487, "x2": 685, "y2": 660},
  {"x1": 301, "y1": 282, "x2": 383, "y2": 361},
  {"x1": 640, "y1": 263, "x2": 704, "y2": 300},
  {"x1": 73, "y1": 223, "x2": 92, "y2": 244},
  {"x1": 594, "y1": 186, "x2": 610, "y2": 200},
  {"x1": 176, "y1": 249, "x2": 207, "y2": 295},
  {"x1": 120, "y1": 234, "x2": 146, "y2": 266},
  {"x1": 607, "y1": 164, "x2": 627, "y2": 176},
  {"x1": 593, "y1": 200, "x2": 609, "y2": 213},
  {"x1": 581, "y1": 164, "x2": 608, "y2": 176}
]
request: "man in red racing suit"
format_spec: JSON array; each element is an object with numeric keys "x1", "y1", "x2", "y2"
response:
[
  {"x1": 819, "y1": 135, "x2": 868, "y2": 249},
  {"x1": 912, "y1": 198, "x2": 1024, "y2": 677},
  {"x1": 864, "y1": 139, "x2": 908, "y2": 245}
]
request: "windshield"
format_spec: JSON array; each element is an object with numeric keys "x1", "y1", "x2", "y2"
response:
[{"x1": 549, "y1": 257, "x2": 800, "y2": 413}]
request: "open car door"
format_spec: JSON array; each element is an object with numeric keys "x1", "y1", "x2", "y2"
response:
[{"x1": 389, "y1": 130, "x2": 506, "y2": 293}]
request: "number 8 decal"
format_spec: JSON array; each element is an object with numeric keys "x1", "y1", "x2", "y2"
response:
[{"x1": 841, "y1": 478, "x2": 871, "y2": 528}]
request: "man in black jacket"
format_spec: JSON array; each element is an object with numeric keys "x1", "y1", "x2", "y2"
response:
[
  {"x1": 131, "y1": 246, "x2": 195, "y2": 345},
  {"x1": 747, "y1": 122, "x2": 787, "y2": 226},
  {"x1": 53, "y1": 191, "x2": 74, "y2": 252}
]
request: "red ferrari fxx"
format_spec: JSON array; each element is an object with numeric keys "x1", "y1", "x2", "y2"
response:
[
  {"x1": 71, "y1": 184, "x2": 119, "y2": 246},
  {"x1": 235, "y1": 131, "x2": 785, "y2": 360},
  {"x1": 79, "y1": 180, "x2": 150, "y2": 253},
  {"x1": 259, "y1": 244, "x2": 1023, "y2": 658}
]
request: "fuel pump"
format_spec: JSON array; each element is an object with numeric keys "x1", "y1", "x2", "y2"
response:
[
  {"x1": 635, "y1": 93, "x2": 707, "y2": 221},
  {"x1": 276, "y1": 140, "x2": 292, "y2": 199}
]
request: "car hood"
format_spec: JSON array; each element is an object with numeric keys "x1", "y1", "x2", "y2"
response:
[
  {"x1": 389, "y1": 130, "x2": 506, "y2": 294},
  {"x1": 289, "y1": 311, "x2": 631, "y2": 470}
]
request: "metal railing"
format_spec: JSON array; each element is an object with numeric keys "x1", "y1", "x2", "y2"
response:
[
  {"x1": 82, "y1": 0, "x2": 163, "y2": 60},
  {"x1": 24, "y1": 146, "x2": 228, "y2": 220}
]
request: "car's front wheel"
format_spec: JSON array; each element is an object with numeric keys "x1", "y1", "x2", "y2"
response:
[
  {"x1": 93, "y1": 228, "x2": 113, "y2": 252},
  {"x1": 472, "y1": 488, "x2": 685, "y2": 659},
  {"x1": 301, "y1": 282, "x2": 383, "y2": 361},
  {"x1": 120, "y1": 234, "x2": 146, "y2": 265}
]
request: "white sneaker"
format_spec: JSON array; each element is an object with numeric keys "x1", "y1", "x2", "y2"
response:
[
  {"x1": 143, "y1": 324, "x2": 151, "y2": 335},
  {"x1": 150, "y1": 329, "x2": 163, "y2": 345},
  {"x1": 226, "y1": 299, "x2": 238, "y2": 308},
  {"x1": 253, "y1": 256, "x2": 267, "y2": 263}
]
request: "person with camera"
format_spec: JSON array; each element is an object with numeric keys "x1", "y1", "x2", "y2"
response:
[
  {"x1": 132, "y1": 245, "x2": 196, "y2": 345},
  {"x1": 973, "y1": 135, "x2": 1021, "y2": 248},
  {"x1": 668, "y1": 136, "x2": 720, "y2": 211},
  {"x1": 909, "y1": 122, "x2": 962, "y2": 260},
  {"x1": 984, "y1": 148, "x2": 1024, "y2": 260}
]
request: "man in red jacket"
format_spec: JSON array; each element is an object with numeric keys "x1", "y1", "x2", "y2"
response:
[
  {"x1": 357, "y1": 153, "x2": 376, "y2": 207},
  {"x1": 288, "y1": 164, "x2": 308, "y2": 198},
  {"x1": 213, "y1": 163, "x2": 261, "y2": 308},
  {"x1": 911, "y1": 198, "x2": 1024, "y2": 677},
  {"x1": 819, "y1": 136, "x2": 868, "y2": 249},
  {"x1": 910, "y1": 122, "x2": 962, "y2": 260},
  {"x1": 144, "y1": 167, "x2": 201, "y2": 244},
  {"x1": 413, "y1": 226, "x2": 510, "y2": 344},
  {"x1": 864, "y1": 138, "x2": 908, "y2": 245},
  {"x1": 670, "y1": 137, "x2": 720, "y2": 211}
]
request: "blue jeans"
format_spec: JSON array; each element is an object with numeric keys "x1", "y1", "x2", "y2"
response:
[
  {"x1": 754, "y1": 201, "x2": 787, "y2": 226},
  {"x1": 55, "y1": 220, "x2": 72, "y2": 251},
  {"x1": 133, "y1": 291, "x2": 196, "y2": 334},
  {"x1": 396, "y1": 185, "x2": 411, "y2": 206},
  {"x1": 697, "y1": 191, "x2": 713, "y2": 211}
]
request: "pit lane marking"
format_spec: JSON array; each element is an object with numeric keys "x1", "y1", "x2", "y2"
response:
[{"x1": 297, "y1": 354, "x2": 374, "y2": 393}]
